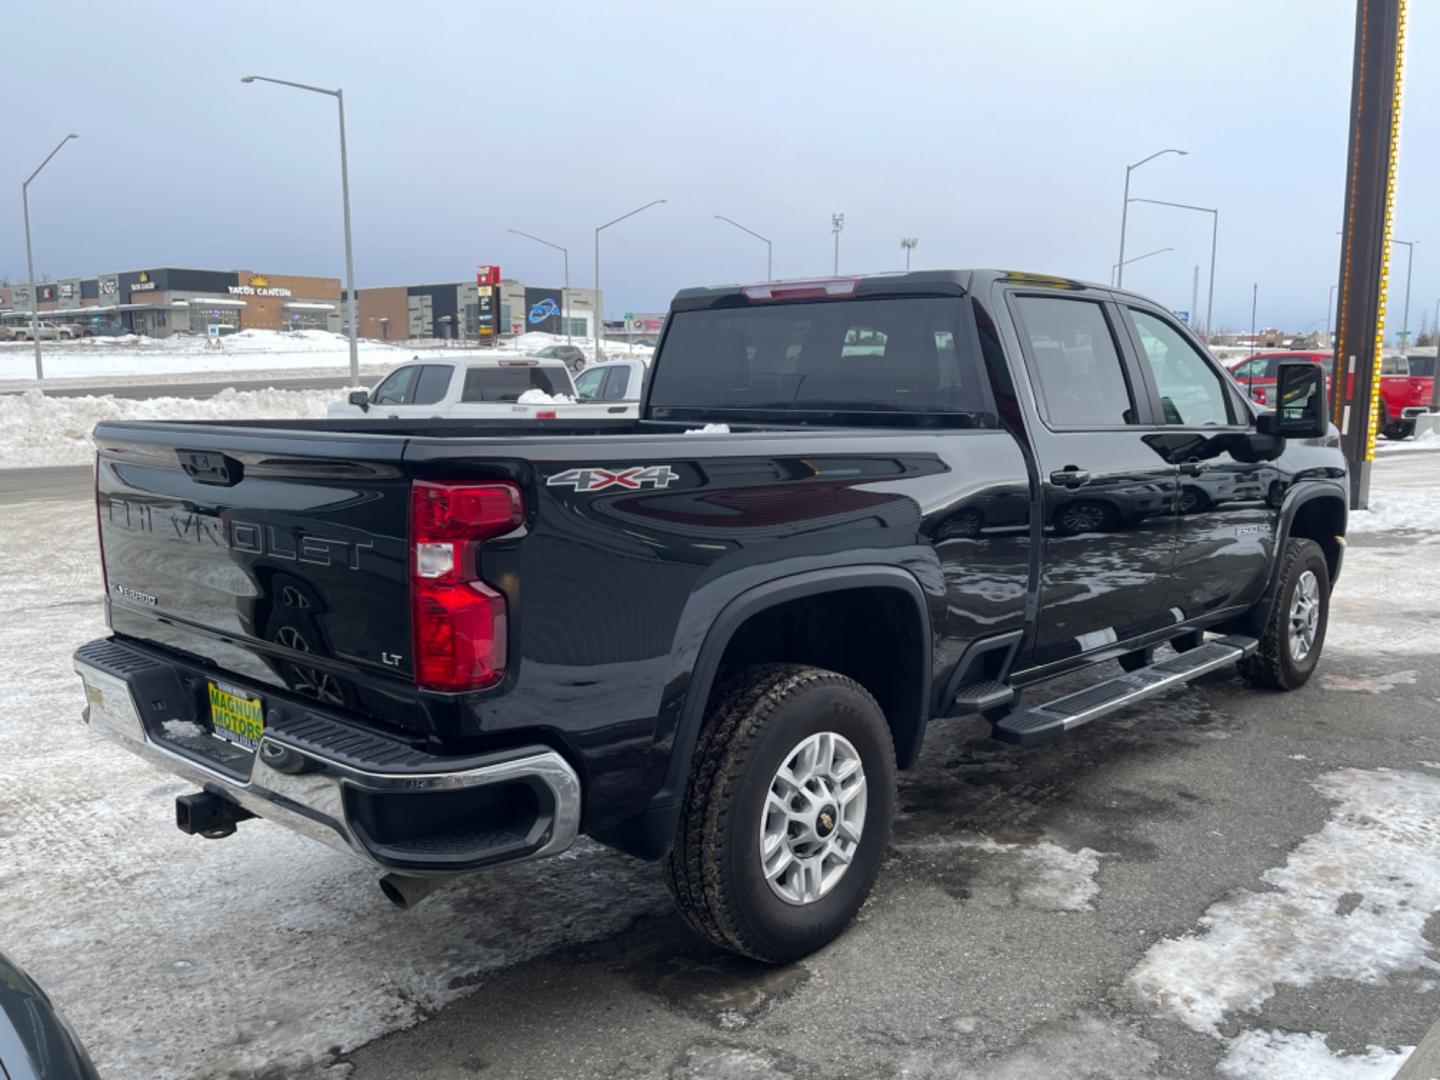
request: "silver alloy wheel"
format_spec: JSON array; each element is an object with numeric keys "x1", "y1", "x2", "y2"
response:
[
  {"x1": 760, "y1": 731, "x2": 867, "y2": 906},
  {"x1": 1288, "y1": 569, "x2": 1321, "y2": 662}
]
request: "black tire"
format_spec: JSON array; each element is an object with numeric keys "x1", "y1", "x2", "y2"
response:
[
  {"x1": 663, "y1": 664, "x2": 896, "y2": 963},
  {"x1": 1383, "y1": 419, "x2": 1414, "y2": 441},
  {"x1": 1238, "y1": 538, "x2": 1330, "y2": 690}
]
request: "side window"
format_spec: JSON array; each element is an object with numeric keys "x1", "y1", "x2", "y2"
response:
[
  {"x1": 411, "y1": 365, "x2": 453, "y2": 406},
  {"x1": 1125, "y1": 308, "x2": 1234, "y2": 427},
  {"x1": 573, "y1": 368, "x2": 604, "y2": 400},
  {"x1": 598, "y1": 367, "x2": 630, "y2": 401},
  {"x1": 1381, "y1": 355, "x2": 1407, "y2": 376},
  {"x1": 372, "y1": 366, "x2": 418, "y2": 405},
  {"x1": 1233, "y1": 355, "x2": 1279, "y2": 379},
  {"x1": 1013, "y1": 296, "x2": 1137, "y2": 427}
]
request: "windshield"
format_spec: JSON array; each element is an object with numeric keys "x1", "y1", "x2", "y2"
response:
[{"x1": 648, "y1": 297, "x2": 993, "y2": 424}]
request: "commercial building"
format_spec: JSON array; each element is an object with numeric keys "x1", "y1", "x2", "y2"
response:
[
  {"x1": 351, "y1": 279, "x2": 601, "y2": 342},
  {"x1": 2, "y1": 267, "x2": 602, "y2": 343},
  {"x1": 0, "y1": 268, "x2": 341, "y2": 337}
]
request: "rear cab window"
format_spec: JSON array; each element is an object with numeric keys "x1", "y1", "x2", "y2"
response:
[
  {"x1": 461, "y1": 364, "x2": 568, "y2": 402},
  {"x1": 647, "y1": 296, "x2": 995, "y2": 426}
]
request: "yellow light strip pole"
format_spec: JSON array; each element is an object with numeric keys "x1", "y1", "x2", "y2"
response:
[{"x1": 1333, "y1": 0, "x2": 1408, "y2": 509}]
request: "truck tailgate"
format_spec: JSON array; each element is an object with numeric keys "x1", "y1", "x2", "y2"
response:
[{"x1": 94, "y1": 424, "x2": 414, "y2": 723}]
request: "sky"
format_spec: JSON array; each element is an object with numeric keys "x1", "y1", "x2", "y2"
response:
[{"x1": 2, "y1": 0, "x2": 1435, "y2": 336}]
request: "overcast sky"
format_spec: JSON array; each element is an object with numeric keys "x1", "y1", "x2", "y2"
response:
[{"x1": 3, "y1": 0, "x2": 1434, "y2": 335}]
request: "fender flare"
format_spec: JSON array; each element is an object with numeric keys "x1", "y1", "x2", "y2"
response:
[
  {"x1": 594, "y1": 565, "x2": 932, "y2": 860},
  {"x1": 1242, "y1": 479, "x2": 1348, "y2": 634}
]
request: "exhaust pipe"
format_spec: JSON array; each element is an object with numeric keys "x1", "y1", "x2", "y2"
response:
[{"x1": 379, "y1": 873, "x2": 446, "y2": 911}]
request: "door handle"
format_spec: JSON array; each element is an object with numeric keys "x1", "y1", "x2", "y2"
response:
[
  {"x1": 1179, "y1": 460, "x2": 1210, "y2": 476},
  {"x1": 1049, "y1": 467, "x2": 1091, "y2": 487},
  {"x1": 607, "y1": 406, "x2": 627, "y2": 413}
]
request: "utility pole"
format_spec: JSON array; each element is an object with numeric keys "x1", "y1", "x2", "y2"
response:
[
  {"x1": 900, "y1": 237, "x2": 917, "y2": 270},
  {"x1": 831, "y1": 213, "x2": 845, "y2": 275},
  {"x1": 1332, "y1": 0, "x2": 1408, "y2": 509},
  {"x1": 1191, "y1": 265, "x2": 1200, "y2": 335}
]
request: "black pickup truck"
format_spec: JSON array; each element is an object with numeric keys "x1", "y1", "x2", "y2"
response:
[{"x1": 74, "y1": 270, "x2": 1346, "y2": 961}]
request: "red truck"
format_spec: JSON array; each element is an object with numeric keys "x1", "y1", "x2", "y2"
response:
[{"x1": 1227, "y1": 349, "x2": 1435, "y2": 440}]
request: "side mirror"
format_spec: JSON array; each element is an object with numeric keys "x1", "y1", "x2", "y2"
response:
[
  {"x1": 348, "y1": 389, "x2": 370, "y2": 412},
  {"x1": 1255, "y1": 361, "x2": 1327, "y2": 439}
]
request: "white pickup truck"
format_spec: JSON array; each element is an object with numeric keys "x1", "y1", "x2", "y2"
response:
[
  {"x1": 330, "y1": 355, "x2": 646, "y2": 421},
  {"x1": 328, "y1": 356, "x2": 581, "y2": 420}
]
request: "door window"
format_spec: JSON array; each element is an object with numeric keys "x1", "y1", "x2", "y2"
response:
[
  {"x1": 573, "y1": 368, "x2": 604, "y2": 400},
  {"x1": 411, "y1": 365, "x2": 454, "y2": 405},
  {"x1": 1013, "y1": 296, "x2": 1136, "y2": 427},
  {"x1": 1231, "y1": 355, "x2": 1280, "y2": 379},
  {"x1": 598, "y1": 367, "x2": 631, "y2": 401},
  {"x1": 1125, "y1": 309, "x2": 1234, "y2": 427},
  {"x1": 372, "y1": 366, "x2": 419, "y2": 405}
]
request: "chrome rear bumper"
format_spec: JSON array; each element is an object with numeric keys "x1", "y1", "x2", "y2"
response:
[{"x1": 74, "y1": 641, "x2": 581, "y2": 875}]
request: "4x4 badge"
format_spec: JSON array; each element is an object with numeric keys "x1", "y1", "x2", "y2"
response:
[{"x1": 547, "y1": 465, "x2": 679, "y2": 493}]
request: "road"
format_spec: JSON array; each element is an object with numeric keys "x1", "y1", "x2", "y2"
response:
[
  {"x1": 2, "y1": 453, "x2": 1438, "y2": 1079},
  {"x1": 0, "y1": 373, "x2": 367, "y2": 399}
]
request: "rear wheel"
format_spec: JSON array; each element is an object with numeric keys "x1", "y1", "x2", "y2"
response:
[
  {"x1": 1383, "y1": 419, "x2": 1415, "y2": 440},
  {"x1": 664, "y1": 664, "x2": 896, "y2": 962},
  {"x1": 1238, "y1": 538, "x2": 1330, "y2": 690}
]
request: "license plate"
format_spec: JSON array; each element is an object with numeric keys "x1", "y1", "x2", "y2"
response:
[{"x1": 206, "y1": 681, "x2": 264, "y2": 752}]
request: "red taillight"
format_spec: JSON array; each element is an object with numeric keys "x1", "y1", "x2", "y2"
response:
[
  {"x1": 535, "y1": 409, "x2": 557, "y2": 420},
  {"x1": 410, "y1": 481, "x2": 523, "y2": 691},
  {"x1": 741, "y1": 278, "x2": 859, "y2": 302}
]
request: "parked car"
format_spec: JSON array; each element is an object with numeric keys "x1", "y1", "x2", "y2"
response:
[
  {"x1": 1226, "y1": 350, "x2": 1332, "y2": 408},
  {"x1": 531, "y1": 343, "x2": 587, "y2": 372},
  {"x1": 2, "y1": 320, "x2": 77, "y2": 342},
  {"x1": 76, "y1": 269, "x2": 1344, "y2": 962},
  {"x1": 71, "y1": 320, "x2": 131, "y2": 338},
  {"x1": 1378, "y1": 353, "x2": 1437, "y2": 439},
  {"x1": 0, "y1": 949, "x2": 100, "y2": 1080},
  {"x1": 328, "y1": 356, "x2": 580, "y2": 420}
]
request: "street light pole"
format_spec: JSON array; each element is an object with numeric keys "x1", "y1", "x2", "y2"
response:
[
  {"x1": 1116, "y1": 148, "x2": 1187, "y2": 288},
  {"x1": 714, "y1": 215, "x2": 772, "y2": 280},
  {"x1": 594, "y1": 199, "x2": 666, "y2": 363},
  {"x1": 1109, "y1": 246, "x2": 1172, "y2": 286},
  {"x1": 242, "y1": 75, "x2": 358, "y2": 381},
  {"x1": 900, "y1": 237, "x2": 918, "y2": 270},
  {"x1": 508, "y1": 228, "x2": 571, "y2": 342},
  {"x1": 1127, "y1": 196, "x2": 1218, "y2": 340},
  {"x1": 21, "y1": 133, "x2": 78, "y2": 381},
  {"x1": 1390, "y1": 238, "x2": 1416, "y2": 345}
]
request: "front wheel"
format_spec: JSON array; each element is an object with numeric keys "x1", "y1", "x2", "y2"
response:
[
  {"x1": 1238, "y1": 538, "x2": 1330, "y2": 690},
  {"x1": 664, "y1": 664, "x2": 896, "y2": 962}
]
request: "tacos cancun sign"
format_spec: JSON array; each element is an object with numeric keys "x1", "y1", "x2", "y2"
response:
[{"x1": 229, "y1": 275, "x2": 292, "y2": 298}]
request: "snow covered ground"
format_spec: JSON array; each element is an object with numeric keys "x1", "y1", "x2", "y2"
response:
[{"x1": 0, "y1": 329, "x2": 650, "y2": 385}]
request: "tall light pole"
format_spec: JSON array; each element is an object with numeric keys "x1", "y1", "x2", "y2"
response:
[
  {"x1": 508, "y1": 228, "x2": 570, "y2": 343},
  {"x1": 1116, "y1": 148, "x2": 1187, "y2": 288},
  {"x1": 1390, "y1": 238, "x2": 1416, "y2": 346},
  {"x1": 594, "y1": 199, "x2": 665, "y2": 362},
  {"x1": 831, "y1": 213, "x2": 845, "y2": 275},
  {"x1": 900, "y1": 237, "x2": 918, "y2": 270},
  {"x1": 21, "y1": 133, "x2": 78, "y2": 381},
  {"x1": 1127, "y1": 196, "x2": 1218, "y2": 340},
  {"x1": 1109, "y1": 246, "x2": 1172, "y2": 286},
  {"x1": 714, "y1": 215, "x2": 772, "y2": 280},
  {"x1": 242, "y1": 75, "x2": 358, "y2": 381}
]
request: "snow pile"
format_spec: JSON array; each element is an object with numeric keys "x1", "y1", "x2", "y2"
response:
[
  {"x1": 1376, "y1": 426, "x2": 1440, "y2": 454},
  {"x1": 1217, "y1": 1030, "x2": 1414, "y2": 1080},
  {"x1": 1127, "y1": 767, "x2": 1440, "y2": 1035},
  {"x1": 516, "y1": 388, "x2": 575, "y2": 405},
  {"x1": 0, "y1": 386, "x2": 344, "y2": 468},
  {"x1": 893, "y1": 834, "x2": 1104, "y2": 912},
  {"x1": 683, "y1": 423, "x2": 731, "y2": 435}
]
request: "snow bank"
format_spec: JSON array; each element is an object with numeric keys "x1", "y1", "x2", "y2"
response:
[
  {"x1": 683, "y1": 423, "x2": 731, "y2": 435},
  {"x1": 0, "y1": 387, "x2": 344, "y2": 468},
  {"x1": 1217, "y1": 1030, "x2": 1414, "y2": 1080},
  {"x1": 1127, "y1": 767, "x2": 1440, "y2": 1035}
]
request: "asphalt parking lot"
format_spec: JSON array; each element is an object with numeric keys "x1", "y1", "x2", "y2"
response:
[{"x1": 4, "y1": 452, "x2": 1438, "y2": 1079}]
